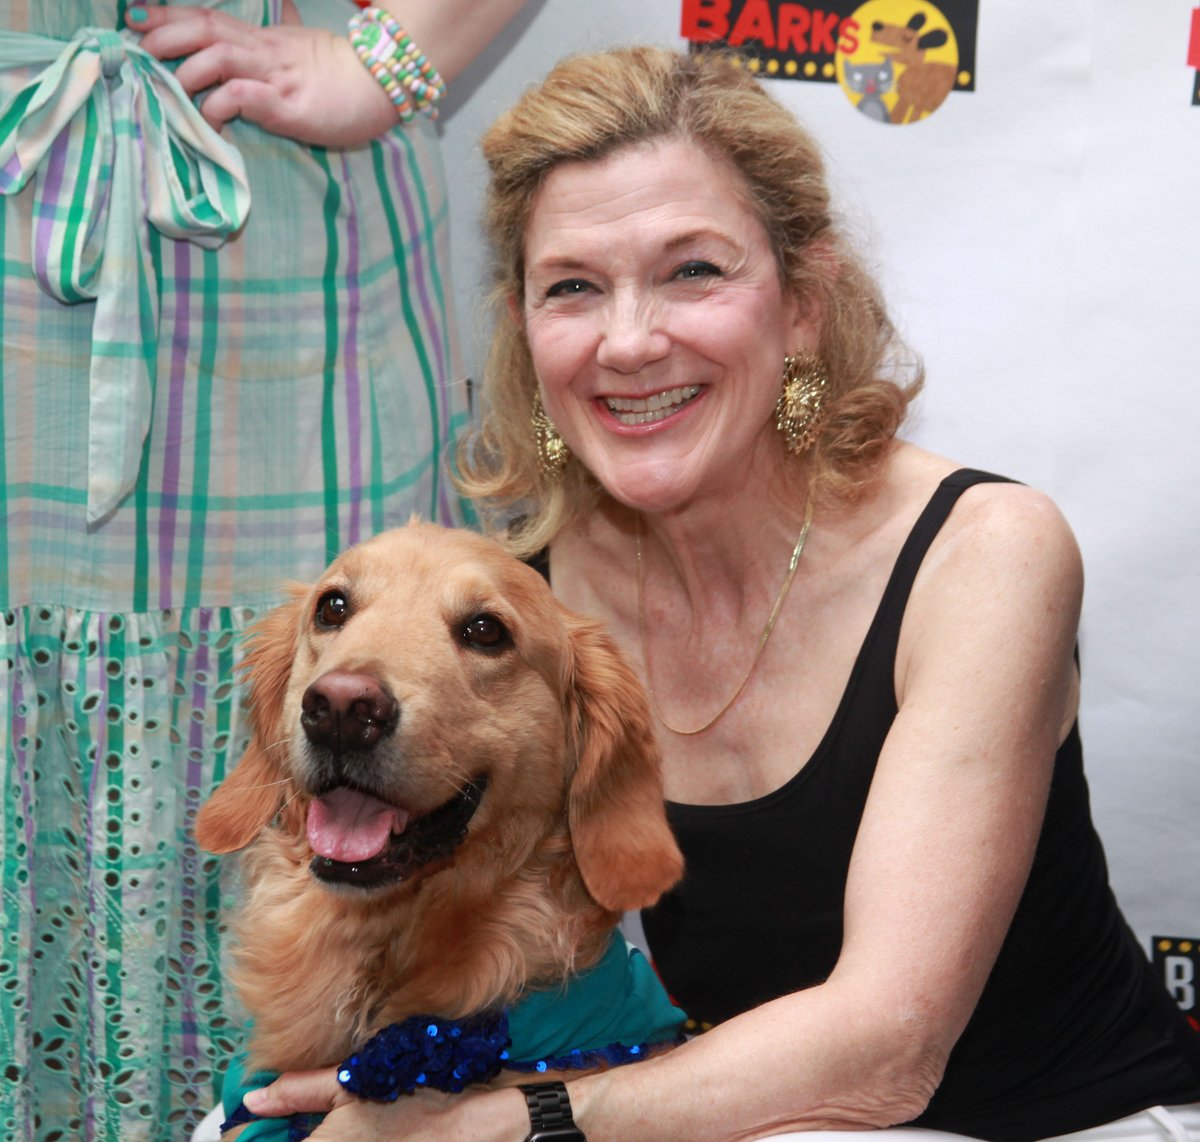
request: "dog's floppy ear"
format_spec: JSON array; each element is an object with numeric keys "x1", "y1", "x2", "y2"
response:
[
  {"x1": 195, "y1": 589, "x2": 305, "y2": 854},
  {"x1": 563, "y1": 613, "x2": 683, "y2": 912}
]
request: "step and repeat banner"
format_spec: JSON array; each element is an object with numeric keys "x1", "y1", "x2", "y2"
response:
[{"x1": 441, "y1": 2, "x2": 1200, "y2": 1017}]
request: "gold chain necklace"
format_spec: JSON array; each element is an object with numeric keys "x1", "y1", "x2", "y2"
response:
[{"x1": 635, "y1": 491, "x2": 815, "y2": 736}]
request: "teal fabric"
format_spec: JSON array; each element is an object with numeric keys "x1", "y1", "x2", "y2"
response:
[
  {"x1": 222, "y1": 933, "x2": 686, "y2": 1139},
  {"x1": 505, "y1": 933, "x2": 686, "y2": 1062},
  {"x1": 222, "y1": 1061, "x2": 295, "y2": 1142}
]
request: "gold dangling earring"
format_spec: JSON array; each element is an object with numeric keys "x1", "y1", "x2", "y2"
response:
[
  {"x1": 532, "y1": 391, "x2": 570, "y2": 479},
  {"x1": 775, "y1": 350, "x2": 829, "y2": 455}
]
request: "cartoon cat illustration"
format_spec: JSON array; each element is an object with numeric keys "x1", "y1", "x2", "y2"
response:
[{"x1": 844, "y1": 57, "x2": 894, "y2": 123}]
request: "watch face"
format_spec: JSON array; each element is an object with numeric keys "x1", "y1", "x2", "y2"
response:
[{"x1": 527, "y1": 1130, "x2": 586, "y2": 1141}]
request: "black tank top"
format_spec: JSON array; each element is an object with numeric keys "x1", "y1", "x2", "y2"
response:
[{"x1": 638, "y1": 469, "x2": 1200, "y2": 1142}]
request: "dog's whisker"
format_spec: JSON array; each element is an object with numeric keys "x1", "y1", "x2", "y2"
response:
[
  {"x1": 440, "y1": 756, "x2": 476, "y2": 787},
  {"x1": 226, "y1": 778, "x2": 291, "y2": 794}
]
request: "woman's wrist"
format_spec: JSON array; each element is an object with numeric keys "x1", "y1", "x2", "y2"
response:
[
  {"x1": 474, "y1": 1086, "x2": 538, "y2": 1141},
  {"x1": 346, "y1": 7, "x2": 446, "y2": 124}
]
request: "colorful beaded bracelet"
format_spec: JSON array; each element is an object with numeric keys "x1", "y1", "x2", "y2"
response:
[{"x1": 348, "y1": 7, "x2": 447, "y2": 124}]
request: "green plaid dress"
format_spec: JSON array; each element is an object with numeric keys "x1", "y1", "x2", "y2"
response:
[{"x1": 0, "y1": 2, "x2": 467, "y2": 1138}]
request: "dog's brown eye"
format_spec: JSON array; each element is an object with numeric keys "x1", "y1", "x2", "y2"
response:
[
  {"x1": 461, "y1": 613, "x2": 512, "y2": 652},
  {"x1": 315, "y1": 590, "x2": 350, "y2": 629}
]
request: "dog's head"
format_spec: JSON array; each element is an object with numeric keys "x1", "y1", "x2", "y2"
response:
[{"x1": 196, "y1": 522, "x2": 682, "y2": 913}]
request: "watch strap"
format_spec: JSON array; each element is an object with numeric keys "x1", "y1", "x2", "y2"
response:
[{"x1": 518, "y1": 1079, "x2": 587, "y2": 1141}]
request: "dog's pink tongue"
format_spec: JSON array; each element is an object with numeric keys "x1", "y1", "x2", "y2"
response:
[{"x1": 307, "y1": 788, "x2": 409, "y2": 863}]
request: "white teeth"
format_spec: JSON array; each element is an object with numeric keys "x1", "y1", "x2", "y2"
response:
[{"x1": 606, "y1": 385, "x2": 700, "y2": 426}]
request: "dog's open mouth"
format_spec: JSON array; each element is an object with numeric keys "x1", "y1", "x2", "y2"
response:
[{"x1": 307, "y1": 777, "x2": 487, "y2": 890}]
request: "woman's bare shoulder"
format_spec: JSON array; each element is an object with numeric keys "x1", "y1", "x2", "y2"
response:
[{"x1": 886, "y1": 442, "x2": 1081, "y2": 576}]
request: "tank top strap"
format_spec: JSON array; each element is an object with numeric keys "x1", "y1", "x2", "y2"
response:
[
  {"x1": 861, "y1": 468, "x2": 1017, "y2": 675},
  {"x1": 892, "y1": 469, "x2": 1016, "y2": 594},
  {"x1": 527, "y1": 546, "x2": 551, "y2": 583}
]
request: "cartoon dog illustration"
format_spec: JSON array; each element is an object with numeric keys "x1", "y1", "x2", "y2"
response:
[{"x1": 870, "y1": 11, "x2": 956, "y2": 124}]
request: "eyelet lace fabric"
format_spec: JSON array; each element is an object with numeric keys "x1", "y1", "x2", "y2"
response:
[{"x1": 1, "y1": 604, "x2": 256, "y2": 1140}]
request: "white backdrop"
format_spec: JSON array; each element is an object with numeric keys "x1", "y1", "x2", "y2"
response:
[{"x1": 437, "y1": 2, "x2": 1199, "y2": 954}]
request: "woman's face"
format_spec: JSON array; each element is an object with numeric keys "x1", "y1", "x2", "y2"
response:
[{"x1": 520, "y1": 137, "x2": 815, "y2": 516}]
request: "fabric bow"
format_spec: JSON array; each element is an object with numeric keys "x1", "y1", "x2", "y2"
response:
[{"x1": 0, "y1": 27, "x2": 251, "y2": 523}]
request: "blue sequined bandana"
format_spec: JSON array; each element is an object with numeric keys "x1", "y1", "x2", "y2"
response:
[
  {"x1": 338, "y1": 1011, "x2": 511, "y2": 1099},
  {"x1": 336, "y1": 1009, "x2": 673, "y2": 1101}
]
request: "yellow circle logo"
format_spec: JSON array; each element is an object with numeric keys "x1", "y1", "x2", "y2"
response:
[{"x1": 836, "y1": 2, "x2": 960, "y2": 125}]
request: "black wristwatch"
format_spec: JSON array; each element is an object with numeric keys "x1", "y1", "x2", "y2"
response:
[{"x1": 518, "y1": 1080, "x2": 587, "y2": 1141}]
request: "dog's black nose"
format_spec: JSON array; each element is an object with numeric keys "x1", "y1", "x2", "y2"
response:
[{"x1": 301, "y1": 671, "x2": 398, "y2": 753}]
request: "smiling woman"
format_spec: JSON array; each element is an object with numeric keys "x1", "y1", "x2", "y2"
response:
[
  {"x1": 518, "y1": 139, "x2": 809, "y2": 518},
  {"x1": 466, "y1": 47, "x2": 918, "y2": 562}
]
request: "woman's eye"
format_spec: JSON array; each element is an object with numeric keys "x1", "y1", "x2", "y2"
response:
[
  {"x1": 674, "y1": 260, "x2": 721, "y2": 281},
  {"x1": 315, "y1": 590, "x2": 349, "y2": 629},
  {"x1": 545, "y1": 278, "x2": 593, "y2": 298},
  {"x1": 461, "y1": 613, "x2": 513, "y2": 652}
]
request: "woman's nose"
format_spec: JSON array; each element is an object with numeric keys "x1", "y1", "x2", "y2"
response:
[{"x1": 595, "y1": 292, "x2": 669, "y2": 374}]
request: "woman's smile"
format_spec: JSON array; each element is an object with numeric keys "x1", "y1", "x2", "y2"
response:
[{"x1": 603, "y1": 384, "x2": 704, "y2": 428}]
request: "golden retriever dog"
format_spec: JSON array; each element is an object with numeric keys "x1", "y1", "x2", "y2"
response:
[{"x1": 197, "y1": 521, "x2": 683, "y2": 1089}]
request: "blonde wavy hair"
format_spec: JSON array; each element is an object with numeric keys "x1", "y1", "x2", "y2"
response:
[{"x1": 458, "y1": 45, "x2": 922, "y2": 557}]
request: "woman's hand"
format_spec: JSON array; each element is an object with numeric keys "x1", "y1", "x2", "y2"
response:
[
  {"x1": 306, "y1": 1090, "x2": 467, "y2": 1142},
  {"x1": 242, "y1": 1066, "x2": 532, "y2": 1141},
  {"x1": 241, "y1": 1066, "x2": 342, "y2": 1119},
  {"x1": 126, "y1": 3, "x2": 397, "y2": 146}
]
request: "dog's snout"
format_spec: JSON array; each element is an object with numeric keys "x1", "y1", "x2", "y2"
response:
[{"x1": 301, "y1": 671, "x2": 398, "y2": 753}]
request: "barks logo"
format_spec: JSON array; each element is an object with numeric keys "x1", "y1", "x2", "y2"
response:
[
  {"x1": 1154, "y1": 937, "x2": 1200, "y2": 1031},
  {"x1": 682, "y1": 0, "x2": 979, "y2": 124}
]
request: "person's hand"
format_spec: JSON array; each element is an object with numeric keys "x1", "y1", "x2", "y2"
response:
[
  {"x1": 307, "y1": 1089, "x2": 461, "y2": 1141},
  {"x1": 240, "y1": 1065, "x2": 343, "y2": 1119},
  {"x1": 242, "y1": 1066, "x2": 532, "y2": 1141},
  {"x1": 125, "y1": 2, "x2": 398, "y2": 146}
]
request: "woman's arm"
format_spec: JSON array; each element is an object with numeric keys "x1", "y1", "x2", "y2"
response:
[
  {"x1": 247, "y1": 483, "x2": 1084, "y2": 1141},
  {"x1": 128, "y1": 1, "x2": 526, "y2": 144},
  {"x1": 393, "y1": 0, "x2": 530, "y2": 86}
]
